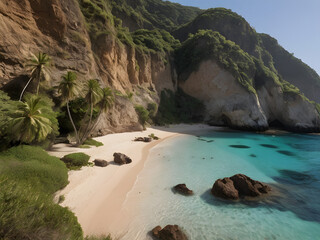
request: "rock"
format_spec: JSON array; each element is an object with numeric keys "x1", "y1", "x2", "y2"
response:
[
  {"x1": 230, "y1": 174, "x2": 270, "y2": 197},
  {"x1": 152, "y1": 225, "x2": 188, "y2": 240},
  {"x1": 152, "y1": 226, "x2": 162, "y2": 238},
  {"x1": 134, "y1": 137, "x2": 152, "y2": 142},
  {"x1": 211, "y1": 177, "x2": 239, "y2": 200},
  {"x1": 113, "y1": 152, "x2": 132, "y2": 165},
  {"x1": 93, "y1": 159, "x2": 108, "y2": 167},
  {"x1": 173, "y1": 184, "x2": 193, "y2": 196},
  {"x1": 211, "y1": 174, "x2": 271, "y2": 200}
]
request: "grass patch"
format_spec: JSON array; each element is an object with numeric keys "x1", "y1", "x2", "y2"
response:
[
  {"x1": 84, "y1": 138, "x2": 104, "y2": 147},
  {"x1": 85, "y1": 235, "x2": 112, "y2": 240},
  {"x1": 61, "y1": 152, "x2": 90, "y2": 170},
  {"x1": 0, "y1": 145, "x2": 83, "y2": 240}
]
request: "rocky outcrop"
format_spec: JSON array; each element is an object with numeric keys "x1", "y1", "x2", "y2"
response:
[
  {"x1": 180, "y1": 60, "x2": 320, "y2": 132},
  {"x1": 93, "y1": 159, "x2": 108, "y2": 167},
  {"x1": 180, "y1": 60, "x2": 268, "y2": 130},
  {"x1": 173, "y1": 184, "x2": 193, "y2": 196},
  {"x1": 211, "y1": 174, "x2": 271, "y2": 200},
  {"x1": 152, "y1": 225, "x2": 188, "y2": 240},
  {"x1": 113, "y1": 152, "x2": 132, "y2": 165},
  {"x1": 257, "y1": 79, "x2": 320, "y2": 132}
]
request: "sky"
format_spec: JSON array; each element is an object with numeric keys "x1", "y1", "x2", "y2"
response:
[{"x1": 169, "y1": 0, "x2": 320, "y2": 75}]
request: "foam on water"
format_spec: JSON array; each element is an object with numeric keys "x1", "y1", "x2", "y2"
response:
[{"x1": 122, "y1": 130, "x2": 320, "y2": 240}]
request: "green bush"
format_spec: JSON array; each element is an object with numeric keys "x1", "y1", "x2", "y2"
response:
[
  {"x1": 147, "y1": 102, "x2": 158, "y2": 118},
  {"x1": 135, "y1": 105, "x2": 149, "y2": 127},
  {"x1": 0, "y1": 145, "x2": 83, "y2": 240},
  {"x1": 155, "y1": 88, "x2": 205, "y2": 125},
  {"x1": 85, "y1": 235, "x2": 112, "y2": 240},
  {"x1": 61, "y1": 152, "x2": 90, "y2": 170},
  {"x1": 83, "y1": 138, "x2": 104, "y2": 147}
]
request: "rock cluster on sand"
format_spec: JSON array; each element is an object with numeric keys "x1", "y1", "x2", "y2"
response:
[
  {"x1": 134, "y1": 137, "x2": 152, "y2": 142},
  {"x1": 173, "y1": 184, "x2": 193, "y2": 196},
  {"x1": 152, "y1": 225, "x2": 188, "y2": 240},
  {"x1": 113, "y1": 153, "x2": 132, "y2": 165},
  {"x1": 93, "y1": 159, "x2": 108, "y2": 167},
  {"x1": 211, "y1": 174, "x2": 271, "y2": 200}
]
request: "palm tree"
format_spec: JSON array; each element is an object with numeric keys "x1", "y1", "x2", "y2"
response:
[
  {"x1": 9, "y1": 95, "x2": 54, "y2": 143},
  {"x1": 58, "y1": 72, "x2": 81, "y2": 145},
  {"x1": 86, "y1": 87, "x2": 114, "y2": 137},
  {"x1": 20, "y1": 53, "x2": 50, "y2": 101},
  {"x1": 79, "y1": 79, "x2": 103, "y2": 143}
]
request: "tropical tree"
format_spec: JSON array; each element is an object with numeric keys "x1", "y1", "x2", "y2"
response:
[
  {"x1": 9, "y1": 94, "x2": 58, "y2": 143},
  {"x1": 20, "y1": 53, "x2": 50, "y2": 101},
  {"x1": 82, "y1": 87, "x2": 114, "y2": 141},
  {"x1": 58, "y1": 71, "x2": 81, "y2": 145},
  {"x1": 79, "y1": 79, "x2": 103, "y2": 143}
]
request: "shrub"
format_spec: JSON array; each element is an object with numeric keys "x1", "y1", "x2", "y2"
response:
[
  {"x1": 61, "y1": 152, "x2": 90, "y2": 170},
  {"x1": 147, "y1": 102, "x2": 158, "y2": 118},
  {"x1": 83, "y1": 138, "x2": 104, "y2": 147},
  {"x1": 155, "y1": 88, "x2": 205, "y2": 125},
  {"x1": 135, "y1": 105, "x2": 149, "y2": 127}
]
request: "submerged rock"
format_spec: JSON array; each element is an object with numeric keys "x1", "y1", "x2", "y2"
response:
[
  {"x1": 113, "y1": 153, "x2": 132, "y2": 165},
  {"x1": 152, "y1": 225, "x2": 188, "y2": 240},
  {"x1": 173, "y1": 184, "x2": 194, "y2": 196},
  {"x1": 211, "y1": 174, "x2": 271, "y2": 200},
  {"x1": 93, "y1": 159, "x2": 108, "y2": 167},
  {"x1": 229, "y1": 145, "x2": 251, "y2": 149}
]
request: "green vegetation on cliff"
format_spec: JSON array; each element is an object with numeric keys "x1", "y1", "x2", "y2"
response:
[
  {"x1": 155, "y1": 88, "x2": 205, "y2": 125},
  {"x1": 175, "y1": 30, "x2": 256, "y2": 93}
]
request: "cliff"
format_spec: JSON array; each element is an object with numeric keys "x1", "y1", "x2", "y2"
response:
[{"x1": 0, "y1": 0, "x2": 319, "y2": 133}]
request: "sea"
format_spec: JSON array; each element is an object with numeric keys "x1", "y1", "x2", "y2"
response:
[{"x1": 122, "y1": 129, "x2": 320, "y2": 240}]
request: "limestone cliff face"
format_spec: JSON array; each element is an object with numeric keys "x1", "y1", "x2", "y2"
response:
[
  {"x1": 180, "y1": 60, "x2": 320, "y2": 132},
  {"x1": 0, "y1": 0, "x2": 176, "y2": 133},
  {"x1": 257, "y1": 80, "x2": 320, "y2": 132},
  {"x1": 180, "y1": 60, "x2": 268, "y2": 130}
]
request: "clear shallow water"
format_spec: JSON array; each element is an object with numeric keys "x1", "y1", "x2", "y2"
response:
[{"x1": 122, "y1": 130, "x2": 320, "y2": 240}]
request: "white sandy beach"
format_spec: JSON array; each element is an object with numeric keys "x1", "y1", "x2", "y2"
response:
[{"x1": 48, "y1": 124, "x2": 217, "y2": 238}]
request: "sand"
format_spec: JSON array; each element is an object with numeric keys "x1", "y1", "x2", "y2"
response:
[{"x1": 48, "y1": 124, "x2": 218, "y2": 238}]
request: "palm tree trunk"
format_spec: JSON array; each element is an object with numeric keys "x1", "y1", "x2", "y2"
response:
[
  {"x1": 19, "y1": 77, "x2": 33, "y2": 101},
  {"x1": 36, "y1": 68, "x2": 41, "y2": 95},
  {"x1": 81, "y1": 101, "x2": 94, "y2": 144},
  {"x1": 66, "y1": 100, "x2": 80, "y2": 145}
]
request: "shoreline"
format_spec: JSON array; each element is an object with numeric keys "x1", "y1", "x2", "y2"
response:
[{"x1": 48, "y1": 124, "x2": 219, "y2": 237}]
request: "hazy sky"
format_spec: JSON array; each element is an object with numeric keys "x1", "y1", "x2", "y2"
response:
[{"x1": 169, "y1": 0, "x2": 320, "y2": 75}]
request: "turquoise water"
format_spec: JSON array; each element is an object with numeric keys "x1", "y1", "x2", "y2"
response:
[{"x1": 123, "y1": 130, "x2": 320, "y2": 240}]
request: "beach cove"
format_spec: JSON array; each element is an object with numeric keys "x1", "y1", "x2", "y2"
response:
[{"x1": 48, "y1": 124, "x2": 216, "y2": 238}]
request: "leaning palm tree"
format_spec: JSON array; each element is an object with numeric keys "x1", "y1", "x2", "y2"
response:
[
  {"x1": 85, "y1": 87, "x2": 114, "y2": 138},
  {"x1": 79, "y1": 79, "x2": 103, "y2": 143},
  {"x1": 20, "y1": 53, "x2": 50, "y2": 101},
  {"x1": 58, "y1": 71, "x2": 81, "y2": 145},
  {"x1": 9, "y1": 95, "x2": 54, "y2": 143}
]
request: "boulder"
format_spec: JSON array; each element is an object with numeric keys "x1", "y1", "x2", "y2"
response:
[
  {"x1": 93, "y1": 159, "x2": 108, "y2": 167},
  {"x1": 134, "y1": 137, "x2": 152, "y2": 142},
  {"x1": 211, "y1": 174, "x2": 271, "y2": 200},
  {"x1": 152, "y1": 225, "x2": 188, "y2": 240},
  {"x1": 113, "y1": 152, "x2": 132, "y2": 165},
  {"x1": 211, "y1": 177, "x2": 239, "y2": 200},
  {"x1": 173, "y1": 184, "x2": 193, "y2": 196}
]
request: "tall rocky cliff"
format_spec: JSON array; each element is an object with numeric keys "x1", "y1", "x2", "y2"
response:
[{"x1": 0, "y1": 0, "x2": 319, "y2": 133}]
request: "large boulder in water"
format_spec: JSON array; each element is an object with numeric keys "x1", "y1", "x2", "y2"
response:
[
  {"x1": 152, "y1": 225, "x2": 188, "y2": 240},
  {"x1": 211, "y1": 174, "x2": 271, "y2": 200},
  {"x1": 113, "y1": 153, "x2": 132, "y2": 165},
  {"x1": 173, "y1": 184, "x2": 194, "y2": 196}
]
